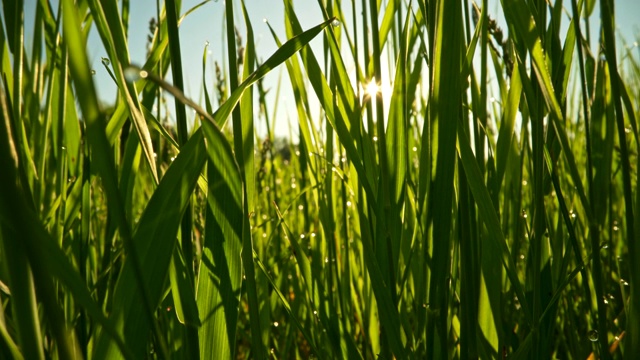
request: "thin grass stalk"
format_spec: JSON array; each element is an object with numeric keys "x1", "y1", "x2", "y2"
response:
[
  {"x1": 61, "y1": 2, "x2": 168, "y2": 357},
  {"x1": 164, "y1": 1, "x2": 199, "y2": 357},
  {"x1": 529, "y1": 1, "x2": 546, "y2": 355},
  {"x1": 601, "y1": 0, "x2": 637, "y2": 357},
  {"x1": 425, "y1": 0, "x2": 463, "y2": 357},
  {"x1": 225, "y1": 1, "x2": 266, "y2": 358}
]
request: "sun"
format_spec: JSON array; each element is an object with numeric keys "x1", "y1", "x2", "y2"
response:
[{"x1": 364, "y1": 79, "x2": 381, "y2": 98}]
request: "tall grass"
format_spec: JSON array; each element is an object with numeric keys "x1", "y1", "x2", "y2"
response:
[{"x1": 1, "y1": 0, "x2": 638, "y2": 358}]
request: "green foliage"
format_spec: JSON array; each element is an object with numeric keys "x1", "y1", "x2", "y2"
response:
[{"x1": 0, "y1": 0, "x2": 638, "y2": 358}]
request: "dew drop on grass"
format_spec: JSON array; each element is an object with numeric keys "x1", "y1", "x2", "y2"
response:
[
  {"x1": 101, "y1": 57, "x2": 110, "y2": 66},
  {"x1": 587, "y1": 330, "x2": 598, "y2": 342},
  {"x1": 124, "y1": 66, "x2": 148, "y2": 82},
  {"x1": 68, "y1": 176, "x2": 77, "y2": 183},
  {"x1": 331, "y1": 19, "x2": 340, "y2": 27},
  {"x1": 91, "y1": 69, "x2": 96, "y2": 75}
]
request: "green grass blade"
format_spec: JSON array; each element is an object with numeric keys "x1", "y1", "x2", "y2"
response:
[
  {"x1": 457, "y1": 118, "x2": 531, "y2": 324},
  {"x1": 94, "y1": 130, "x2": 207, "y2": 359},
  {"x1": 425, "y1": 0, "x2": 463, "y2": 356}
]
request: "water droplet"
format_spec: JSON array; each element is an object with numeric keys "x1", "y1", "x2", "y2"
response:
[
  {"x1": 331, "y1": 19, "x2": 341, "y2": 27},
  {"x1": 324, "y1": 257, "x2": 329, "y2": 263},
  {"x1": 61, "y1": 146, "x2": 66, "y2": 151},
  {"x1": 346, "y1": 201, "x2": 352, "y2": 207},
  {"x1": 273, "y1": 321, "x2": 279, "y2": 327},
  {"x1": 101, "y1": 57, "x2": 111, "y2": 66},
  {"x1": 300, "y1": 234, "x2": 305, "y2": 239},
  {"x1": 373, "y1": 136, "x2": 378, "y2": 142},
  {"x1": 205, "y1": 40, "x2": 210, "y2": 47},
  {"x1": 588, "y1": 329, "x2": 598, "y2": 342},
  {"x1": 124, "y1": 67, "x2": 148, "y2": 82},
  {"x1": 166, "y1": 306, "x2": 172, "y2": 312},
  {"x1": 68, "y1": 176, "x2": 77, "y2": 183},
  {"x1": 620, "y1": 279, "x2": 629, "y2": 286},
  {"x1": 91, "y1": 70, "x2": 96, "y2": 75},
  {"x1": 263, "y1": 18, "x2": 268, "y2": 23}
]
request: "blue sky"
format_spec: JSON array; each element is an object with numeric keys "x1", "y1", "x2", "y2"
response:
[{"x1": 20, "y1": 0, "x2": 640, "y2": 137}]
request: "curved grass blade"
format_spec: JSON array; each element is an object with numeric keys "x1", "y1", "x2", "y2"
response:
[
  {"x1": 59, "y1": 2, "x2": 168, "y2": 356},
  {"x1": 85, "y1": 0, "x2": 159, "y2": 183},
  {"x1": 457, "y1": 118, "x2": 531, "y2": 325},
  {"x1": 93, "y1": 130, "x2": 208, "y2": 359}
]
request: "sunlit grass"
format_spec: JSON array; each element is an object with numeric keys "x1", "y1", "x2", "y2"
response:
[{"x1": 0, "y1": 0, "x2": 639, "y2": 359}]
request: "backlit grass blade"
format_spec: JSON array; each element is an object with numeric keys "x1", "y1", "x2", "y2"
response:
[
  {"x1": 457, "y1": 118, "x2": 531, "y2": 324},
  {"x1": 85, "y1": 0, "x2": 158, "y2": 183},
  {"x1": 197, "y1": 121, "x2": 246, "y2": 359},
  {"x1": 282, "y1": 0, "x2": 377, "y2": 210},
  {"x1": 600, "y1": 0, "x2": 638, "y2": 356},
  {"x1": 61, "y1": 4, "x2": 158, "y2": 355},
  {"x1": 1, "y1": 87, "x2": 132, "y2": 359},
  {"x1": 426, "y1": 0, "x2": 463, "y2": 357},
  {"x1": 163, "y1": 2, "x2": 199, "y2": 356},
  {"x1": 493, "y1": 59, "x2": 522, "y2": 194},
  {"x1": 93, "y1": 130, "x2": 207, "y2": 359}
]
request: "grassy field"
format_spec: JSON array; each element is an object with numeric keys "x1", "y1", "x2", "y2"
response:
[{"x1": 1, "y1": 0, "x2": 639, "y2": 358}]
